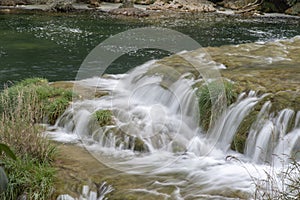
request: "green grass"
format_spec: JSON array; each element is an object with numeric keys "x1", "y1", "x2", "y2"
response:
[
  {"x1": 197, "y1": 80, "x2": 237, "y2": 131},
  {"x1": 93, "y1": 110, "x2": 114, "y2": 127},
  {"x1": 0, "y1": 78, "x2": 73, "y2": 125},
  {"x1": 0, "y1": 78, "x2": 74, "y2": 199},
  {"x1": 0, "y1": 156, "x2": 55, "y2": 200}
]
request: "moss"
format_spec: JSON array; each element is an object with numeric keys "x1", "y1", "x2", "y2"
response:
[{"x1": 232, "y1": 110, "x2": 259, "y2": 153}]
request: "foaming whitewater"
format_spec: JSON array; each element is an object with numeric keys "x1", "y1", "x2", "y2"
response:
[{"x1": 47, "y1": 59, "x2": 299, "y2": 199}]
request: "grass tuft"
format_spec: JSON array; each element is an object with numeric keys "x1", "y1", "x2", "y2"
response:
[
  {"x1": 0, "y1": 78, "x2": 73, "y2": 199},
  {"x1": 197, "y1": 80, "x2": 237, "y2": 131},
  {"x1": 0, "y1": 156, "x2": 55, "y2": 200},
  {"x1": 93, "y1": 110, "x2": 114, "y2": 127},
  {"x1": 253, "y1": 157, "x2": 300, "y2": 199}
]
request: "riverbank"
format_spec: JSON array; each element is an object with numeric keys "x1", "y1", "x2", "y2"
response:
[{"x1": 0, "y1": 1, "x2": 300, "y2": 17}]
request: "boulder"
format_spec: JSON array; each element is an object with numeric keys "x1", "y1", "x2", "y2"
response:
[
  {"x1": 218, "y1": 0, "x2": 258, "y2": 10},
  {"x1": 148, "y1": 0, "x2": 216, "y2": 12},
  {"x1": 285, "y1": 2, "x2": 300, "y2": 15},
  {"x1": 109, "y1": 7, "x2": 150, "y2": 16},
  {"x1": 0, "y1": 0, "x2": 16, "y2": 6},
  {"x1": 50, "y1": 1, "x2": 76, "y2": 12},
  {"x1": 258, "y1": 0, "x2": 290, "y2": 13}
]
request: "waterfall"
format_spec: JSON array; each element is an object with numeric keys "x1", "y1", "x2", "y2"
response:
[
  {"x1": 245, "y1": 104, "x2": 299, "y2": 165},
  {"x1": 48, "y1": 57, "x2": 299, "y2": 199},
  {"x1": 52, "y1": 61, "x2": 201, "y2": 154},
  {"x1": 207, "y1": 91, "x2": 266, "y2": 152}
]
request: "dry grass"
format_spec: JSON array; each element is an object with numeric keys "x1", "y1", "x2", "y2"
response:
[
  {"x1": 253, "y1": 158, "x2": 300, "y2": 200},
  {"x1": 0, "y1": 78, "x2": 73, "y2": 199},
  {"x1": 0, "y1": 84, "x2": 56, "y2": 162}
]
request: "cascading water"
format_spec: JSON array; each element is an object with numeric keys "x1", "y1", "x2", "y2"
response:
[
  {"x1": 246, "y1": 103, "x2": 300, "y2": 166},
  {"x1": 48, "y1": 56, "x2": 299, "y2": 199}
]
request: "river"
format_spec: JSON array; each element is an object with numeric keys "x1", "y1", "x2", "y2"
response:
[
  {"x1": 0, "y1": 12, "x2": 299, "y2": 88},
  {"x1": 1, "y1": 11, "x2": 300, "y2": 199}
]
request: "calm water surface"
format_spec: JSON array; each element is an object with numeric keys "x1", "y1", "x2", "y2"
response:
[{"x1": 0, "y1": 12, "x2": 299, "y2": 87}]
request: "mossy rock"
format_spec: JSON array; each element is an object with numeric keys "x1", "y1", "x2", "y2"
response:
[
  {"x1": 90, "y1": 113, "x2": 149, "y2": 152},
  {"x1": 232, "y1": 110, "x2": 259, "y2": 153},
  {"x1": 46, "y1": 97, "x2": 71, "y2": 125},
  {"x1": 112, "y1": 128, "x2": 149, "y2": 152}
]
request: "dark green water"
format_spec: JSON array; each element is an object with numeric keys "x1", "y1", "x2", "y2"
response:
[{"x1": 0, "y1": 12, "x2": 299, "y2": 88}]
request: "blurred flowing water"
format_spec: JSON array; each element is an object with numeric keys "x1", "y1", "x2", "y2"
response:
[{"x1": 48, "y1": 43, "x2": 300, "y2": 198}]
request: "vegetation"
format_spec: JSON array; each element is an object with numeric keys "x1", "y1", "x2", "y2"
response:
[
  {"x1": 0, "y1": 143, "x2": 16, "y2": 194},
  {"x1": 253, "y1": 158, "x2": 300, "y2": 199},
  {"x1": 0, "y1": 78, "x2": 73, "y2": 125},
  {"x1": 1, "y1": 157, "x2": 55, "y2": 200},
  {"x1": 197, "y1": 80, "x2": 237, "y2": 131},
  {"x1": 93, "y1": 110, "x2": 114, "y2": 127},
  {"x1": 0, "y1": 78, "x2": 73, "y2": 199},
  {"x1": 231, "y1": 110, "x2": 259, "y2": 153}
]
